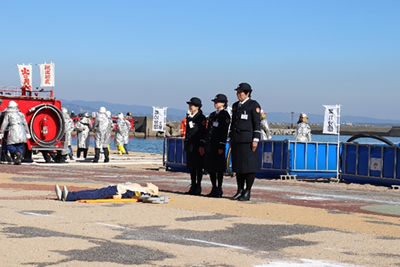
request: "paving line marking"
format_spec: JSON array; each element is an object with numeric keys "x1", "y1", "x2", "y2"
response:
[
  {"x1": 185, "y1": 238, "x2": 251, "y2": 251},
  {"x1": 253, "y1": 185, "x2": 400, "y2": 205},
  {"x1": 289, "y1": 196, "x2": 331, "y2": 201},
  {"x1": 96, "y1": 222, "x2": 128, "y2": 229},
  {"x1": 255, "y1": 258, "x2": 364, "y2": 267},
  {"x1": 97, "y1": 222, "x2": 251, "y2": 251},
  {"x1": 21, "y1": 211, "x2": 52, "y2": 217}
]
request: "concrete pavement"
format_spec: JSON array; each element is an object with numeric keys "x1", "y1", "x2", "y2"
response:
[{"x1": 1, "y1": 154, "x2": 400, "y2": 266}]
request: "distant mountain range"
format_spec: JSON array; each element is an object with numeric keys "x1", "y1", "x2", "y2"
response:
[
  {"x1": 61, "y1": 99, "x2": 188, "y2": 121},
  {"x1": 61, "y1": 99, "x2": 400, "y2": 126}
]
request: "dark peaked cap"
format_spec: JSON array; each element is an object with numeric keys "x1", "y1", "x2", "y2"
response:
[
  {"x1": 186, "y1": 97, "x2": 202, "y2": 107},
  {"x1": 212, "y1": 94, "x2": 228, "y2": 103},
  {"x1": 235, "y1": 82, "x2": 252, "y2": 92}
]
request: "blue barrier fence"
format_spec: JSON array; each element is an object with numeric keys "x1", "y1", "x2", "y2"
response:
[
  {"x1": 166, "y1": 138, "x2": 339, "y2": 179},
  {"x1": 166, "y1": 137, "x2": 187, "y2": 172},
  {"x1": 166, "y1": 137, "x2": 400, "y2": 186},
  {"x1": 341, "y1": 142, "x2": 400, "y2": 186},
  {"x1": 258, "y1": 140, "x2": 339, "y2": 178}
]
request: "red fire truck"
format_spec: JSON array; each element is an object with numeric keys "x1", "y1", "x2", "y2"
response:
[{"x1": 0, "y1": 86, "x2": 66, "y2": 162}]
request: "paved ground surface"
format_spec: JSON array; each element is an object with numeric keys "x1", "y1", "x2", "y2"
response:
[{"x1": 1, "y1": 151, "x2": 400, "y2": 267}]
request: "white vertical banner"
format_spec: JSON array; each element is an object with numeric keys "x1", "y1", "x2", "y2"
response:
[
  {"x1": 17, "y1": 64, "x2": 33, "y2": 89},
  {"x1": 38, "y1": 62, "x2": 55, "y2": 87},
  {"x1": 323, "y1": 105, "x2": 340, "y2": 135},
  {"x1": 152, "y1": 107, "x2": 167, "y2": 132},
  {"x1": 322, "y1": 104, "x2": 341, "y2": 180}
]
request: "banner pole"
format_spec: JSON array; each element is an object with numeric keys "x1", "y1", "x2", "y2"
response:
[
  {"x1": 162, "y1": 107, "x2": 167, "y2": 167},
  {"x1": 336, "y1": 105, "x2": 341, "y2": 180},
  {"x1": 162, "y1": 135, "x2": 166, "y2": 166}
]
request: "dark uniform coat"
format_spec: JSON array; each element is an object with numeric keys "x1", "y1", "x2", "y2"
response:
[
  {"x1": 229, "y1": 99, "x2": 261, "y2": 173},
  {"x1": 185, "y1": 111, "x2": 206, "y2": 171},
  {"x1": 204, "y1": 109, "x2": 231, "y2": 173}
]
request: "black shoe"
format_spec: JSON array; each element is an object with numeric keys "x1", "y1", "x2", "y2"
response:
[
  {"x1": 207, "y1": 187, "x2": 219, "y2": 198},
  {"x1": 187, "y1": 184, "x2": 196, "y2": 195},
  {"x1": 69, "y1": 155, "x2": 74, "y2": 160},
  {"x1": 14, "y1": 152, "x2": 22, "y2": 165},
  {"x1": 4, "y1": 153, "x2": 12, "y2": 162},
  {"x1": 92, "y1": 160, "x2": 98, "y2": 163},
  {"x1": 232, "y1": 189, "x2": 244, "y2": 200},
  {"x1": 217, "y1": 187, "x2": 223, "y2": 197},
  {"x1": 238, "y1": 190, "x2": 250, "y2": 201},
  {"x1": 104, "y1": 159, "x2": 109, "y2": 163},
  {"x1": 193, "y1": 185, "x2": 202, "y2": 196}
]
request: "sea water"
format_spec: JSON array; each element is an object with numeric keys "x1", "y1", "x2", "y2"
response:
[
  {"x1": 71, "y1": 136, "x2": 164, "y2": 154},
  {"x1": 72, "y1": 135, "x2": 400, "y2": 155}
]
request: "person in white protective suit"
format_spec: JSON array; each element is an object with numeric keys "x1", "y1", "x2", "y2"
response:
[
  {"x1": 260, "y1": 110, "x2": 272, "y2": 140},
  {"x1": 114, "y1": 113, "x2": 131, "y2": 155},
  {"x1": 105, "y1": 110, "x2": 114, "y2": 153},
  {"x1": 0, "y1": 101, "x2": 31, "y2": 165},
  {"x1": 75, "y1": 113, "x2": 91, "y2": 159},
  {"x1": 92, "y1": 107, "x2": 110, "y2": 163},
  {"x1": 294, "y1": 113, "x2": 312, "y2": 142},
  {"x1": 62, "y1": 108, "x2": 75, "y2": 160}
]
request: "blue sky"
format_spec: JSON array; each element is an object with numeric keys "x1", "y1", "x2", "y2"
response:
[{"x1": 1, "y1": 0, "x2": 399, "y2": 120}]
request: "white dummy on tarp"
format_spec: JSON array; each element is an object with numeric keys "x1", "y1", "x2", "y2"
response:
[
  {"x1": 322, "y1": 105, "x2": 341, "y2": 180},
  {"x1": 38, "y1": 62, "x2": 55, "y2": 87},
  {"x1": 17, "y1": 64, "x2": 33, "y2": 89}
]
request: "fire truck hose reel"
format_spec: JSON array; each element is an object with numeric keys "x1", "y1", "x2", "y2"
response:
[{"x1": 29, "y1": 104, "x2": 65, "y2": 146}]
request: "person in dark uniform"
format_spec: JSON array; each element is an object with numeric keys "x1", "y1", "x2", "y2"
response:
[
  {"x1": 229, "y1": 83, "x2": 261, "y2": 201},
  {"x1": 204, "y1": 94, "x2": 231, "y2": 197},
  {"x1": 185, "y1": 97, "x2": 207, "y2": 195}
]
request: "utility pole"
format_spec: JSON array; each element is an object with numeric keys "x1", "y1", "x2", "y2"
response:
[{"x1": 291, "y1": 112, "x2": 294, "y2": 129}]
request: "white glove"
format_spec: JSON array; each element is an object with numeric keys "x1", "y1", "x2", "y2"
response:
[
  {"x1": 0, "y1": 133, "x2": 3, "y2": 139},
  {"x1": 26, "y1": 134, "x2": 31, "y2": 139}
]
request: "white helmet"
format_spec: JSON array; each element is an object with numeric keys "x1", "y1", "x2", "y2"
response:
[
  {"x1": 84, "y1": 112, "x2": 89, "y2": 117},
  {"x1": 61, "y1": 107, "x2": 68, "y2": 114},
  {"x1": 99, "y1": 107, "x2": 106, "y2": 114},
  {"x1": 8, "y1": 101, "x2": 17, "y2": 108},
  {"x1": 117, "y1": 113, "x2": 124, "y2": 119},
  {"x1": 106, "y1": 110, "x2": 111, "y2": 117}
]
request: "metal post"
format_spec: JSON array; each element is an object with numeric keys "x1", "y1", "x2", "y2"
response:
[
  {"x1": 336, "y1": 105, "x2": 341, "y2": 180},
  {"x1": 163, "y1": 137, "x2": 165, "y2": 166},
  {"x1": 162, "y1": 107, "x2": 168, "y2": 166},
  {"x1": 395, "y1": 147, "x2": 398, "y2": 179}
]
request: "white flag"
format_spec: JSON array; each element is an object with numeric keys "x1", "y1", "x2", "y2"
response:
[
  {"x1": 38, "y1": 62, "x2": 55, "y2": 87},
  {"x1": 17, "y1": 64, "x2": 32, "y2": 89},
  {"x1": 323, "y1": 105, "x2": 340, "y2": 135},
  {"x1": 152, "y1": 107, "x2": 167, "y2": 132}
]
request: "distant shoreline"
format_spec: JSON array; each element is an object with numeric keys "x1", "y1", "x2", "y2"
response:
[
  {"x1": 269, "y1": 123, "x2": 400, "y2": 137},
  {"x1": 71, "y1": 123, "x2": 400, "y2": 138}
]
